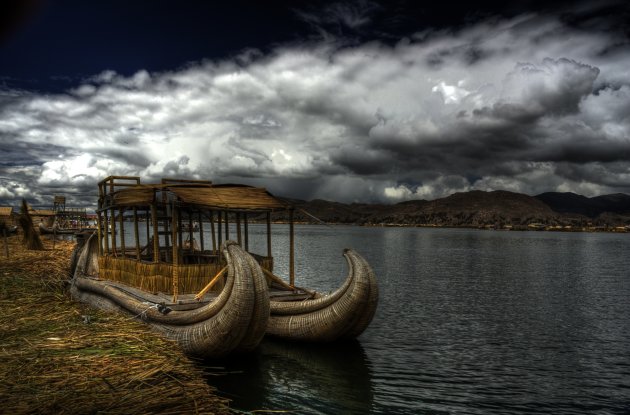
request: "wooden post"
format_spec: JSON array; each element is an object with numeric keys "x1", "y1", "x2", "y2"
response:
[
  {"x1": 244, "y1": 214, "x2": 249, "y2": 251},
  {"x1": 151, "y1": 204, "x2": 159, "y2": 263},
  {"x1": 210, "y1": 211, "x2": 216, "y2": 253},
  {"x1": 187, "y1": 212, "x2": 193, "y2": 253},
  {"x1": 217, "y1": 210, "x2": 222, "y2": 247},
  {"x1": 224, "y1": 211, "x2": 229, "y2": 240},
  {"x1": 266, "y1": 212, "x2": 272, "y2": 259},
  {"x1": 177, "y1": 209, "x2": 183, "y2": 250},
  {"x1": 111, "y1": 209, "x2": 117, "y2": 255},
  {"x1": 171, "y1": 205, "x2": 179, "y2": 302},
  {"x1": 103, "y1": 209, "x2": 110, "y2": 254},
  {"x1": 97, "y1": 210, "x2": 103, "y2": 256},
  {"x1": 236, "y1": 212, "x2": 242, "y2": 246},
  {"x1": 145, "y1": 208, "x2": 150, "y2": 250},
  {"x1": 119, "y1": 208, "x2": 125, "y2": 257},
  {"x1": 163, "y1": 206, "x2": 170, "y2": 261},
  {"x1": 133, "y1": 207, "x2": 140, "y2": 260},
  {"x1": 198, "y1": 211, "x2": 205, "y2": 251},
  {"x1": 289, "y1": 209, "x2": 295, "y2": 287}
]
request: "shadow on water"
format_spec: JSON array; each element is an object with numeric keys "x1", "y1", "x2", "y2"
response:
[{"x1": 203, "y1": 338, "x2": 374, "y2": 414}]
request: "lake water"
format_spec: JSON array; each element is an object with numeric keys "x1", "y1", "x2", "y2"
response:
[{"x1": 201, "y1": 225, "x2": 630, "y2": 414}]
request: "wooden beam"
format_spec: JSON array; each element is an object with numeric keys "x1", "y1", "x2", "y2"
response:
[
  {"x1": 236, "y1": 212, "x2": 242, "y2": 246},
  {"x1": 119, "y1": 208, "x2": 125, "y2": 257},
  {"x1": 151, "y1": 204, "x2": 159, "y2": 263},
  {"x1": 289, "y1": 208, "x2": 294, "y2": 286},
  {"x1": 244, "y1": 214, "x2": 249, "y2": 251},
  {"x1": 198, "y1": 211, "x2": 205, "y2": 252},
  {"x1": 217, "y1": 210, "x2": 222, "y2": 247},
  {"x1": 103, "y1": 209, "x2": 110, "y2": 254},
  {"x1": 266, "y1": 211, "x2": 272, "y2": 259},
  {"x1": 224, "y1": 211, "x2": 229, "y2": 240},
  {"x1": 171, "y1": 205, "x2": 179, "y2": 303},
  {"x1": 194, "y1": 266, "x2": 228, "y2": 301},
  {"x1": 133, "y1": 207, "x2": 140, "y2": 260},
  {"x1": 210, "y1": 210, "x2": 216, "y2": 253}
]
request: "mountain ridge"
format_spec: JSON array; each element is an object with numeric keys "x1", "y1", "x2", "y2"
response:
[{"x1": 276, "y1": 190, "x2": 630, "y2": 229}]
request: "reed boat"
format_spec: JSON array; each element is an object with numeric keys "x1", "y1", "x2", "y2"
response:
[
  {"x1": 70, "y1": 177, "x2": 270, "y2": 357},
  {"x1": 71, "y1": 175, "x2": 378, "y2": 349}
]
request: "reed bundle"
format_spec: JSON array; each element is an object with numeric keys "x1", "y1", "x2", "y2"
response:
[
  {"x1": 18, "y1": 199, "x2": 44, "y2": 251},
  {"x1": 0, "y1": 235, "x2": 230, "y2": 414},
  {"x1": 98, "y1": 257, "x2": 226, "y2": 294}
]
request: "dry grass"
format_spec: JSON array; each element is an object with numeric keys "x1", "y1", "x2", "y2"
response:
[{"x1": 0, "y1": 234, "x2": 231, "y2": 414}]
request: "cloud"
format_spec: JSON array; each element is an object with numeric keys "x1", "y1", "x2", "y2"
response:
[{"x1": 1, "y1": 9, "x2": 630, "y2": 208}]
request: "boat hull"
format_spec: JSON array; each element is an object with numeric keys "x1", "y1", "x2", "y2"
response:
[
  {"x1": 266, "y1": 249, "x2": 378, "y2": 342},
  {"x1": 70, "y1": 234, "x2": 269, "y2": 358}
]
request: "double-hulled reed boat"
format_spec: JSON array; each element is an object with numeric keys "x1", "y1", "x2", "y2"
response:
[{"x1": 70, "y1": 176, "x2": 378, "y2": 357}]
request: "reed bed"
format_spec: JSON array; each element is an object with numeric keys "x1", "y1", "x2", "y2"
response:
[{"x1": 0, "y1": 235, "x2": 230, "y2": 414}]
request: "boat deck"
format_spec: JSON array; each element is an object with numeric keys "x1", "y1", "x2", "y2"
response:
[{"x1": 90, "y1": 278, "x2": 313, "y2": 310}]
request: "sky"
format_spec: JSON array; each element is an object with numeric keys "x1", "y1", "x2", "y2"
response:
[{"x1": 1, "y1": 0, "x2": 629, "y2": 209}]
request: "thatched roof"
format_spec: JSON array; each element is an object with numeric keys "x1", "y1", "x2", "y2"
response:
[
  {"x1": 171, "y1": 186, "x2": 287, "y2": 210},
  {"x1": 108, "y1": 184, "x2": 289, "y2": 211},
  {"x1": 0, "y1": 206, "x2": 13, "y2": 217},
  {"x1": 29, "y1": 208, "x2": 55, "y2": 216}
]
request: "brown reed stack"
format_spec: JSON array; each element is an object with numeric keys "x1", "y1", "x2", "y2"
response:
[
  {"x1": 0, "y1": 235, "x2": 230, "y2": 414},
  {"x1": 18, "y1": 199, "x2": 44, "y2": 250}
]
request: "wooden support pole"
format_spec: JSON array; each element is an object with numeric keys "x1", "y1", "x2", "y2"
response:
[
  {"x1": 266, "y1": 212, "x2": 272, "y2": 259},
  {"x1": 289, "y1": 209, "x2": 295, "y2": 287},
  {"x1": 224, "y1": 211, "x2": 229, "y2": 240},
  {"x1": 236, "y1": 212, "x2": 242, "y2": 246},
  {"x1": 151, "y1": 204, "x2": 159, "y2": 263},
  {"x1": 111, "y1": 209, "x2": 117, "y2": 255},
  {"x1": 145, "y1": 208, "x2": 150, "y2": 249},
  {"x1": 103, "y1": 209, "x2": 110, "y2": 254},
  {"x1": 198, "y1": 211, "x2": 205, "y2": 251},
  {"x1": 96, "y1": 210, "x2": 103, "y2": 256},
  {"x1": 210, "y1": 211, "x2": 216, "y2": 253},
  {"x1": 171, "y1": 205, "x2": 179, "y2": 302},
  {"x1": 194, "y1": 266, "x2": 228, "y2": 301},
  {"x1": 187, "y1": 212, "x2": 193, "y2": 253},
  {"x1": 217, "y1": 210, "x2": 222, "y2": 247},
  {"x1": 244, "y1": 214, "x2": 249, "y2": 251},
  {"x1": 119, "y1": 208, "x2": 125, "y2": 257},
  {"x1": 133, "y1": 207, "x2": 140, "y2": 260},
  {"x1": 177, "y1": 209, "x2": 183, "y2": 250},
  {"x1": 164, "y1": 206, "x2": 170, "y2": 261}
]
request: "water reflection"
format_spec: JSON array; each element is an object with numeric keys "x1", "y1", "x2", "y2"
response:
[{"x1": 206, "y1": 339, "x2": 374, "y2": 414}]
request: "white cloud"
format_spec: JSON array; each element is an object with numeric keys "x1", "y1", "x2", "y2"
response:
[{"x1": 2, "y1": 12, "x2": 630, "y2": 207}]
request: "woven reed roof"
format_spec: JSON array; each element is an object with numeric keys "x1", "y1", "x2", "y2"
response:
[
  {"x1": 0, "y1": 206, "x2": 13, "y2": 217},
  {"x1": 171, "y1": 186, "x2": 288, "y2": 210},
  {"x1": 30, "y1": 208, "x2": 55, "y2": 216},
  {"x1": 112, "y1": 186, "x2": 156, "y2": 206},
  {"x1": 109, "y1": 184, "x2": 289, "y2": 211}
]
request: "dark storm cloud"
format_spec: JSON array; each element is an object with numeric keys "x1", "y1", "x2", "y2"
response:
[{"x1": 1, "y1": 1, "x2": 630, "y2": 207}]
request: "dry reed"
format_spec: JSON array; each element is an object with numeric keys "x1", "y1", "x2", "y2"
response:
[{"x1": 0, "y1": 234, "x2": 230, "y2": 414}]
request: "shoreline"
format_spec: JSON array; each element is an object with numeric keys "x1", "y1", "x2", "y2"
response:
[{"x1": 0, "y1": 235, "x2": 230, "y2": 414}]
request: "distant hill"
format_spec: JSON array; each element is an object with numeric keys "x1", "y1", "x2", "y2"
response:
[
  {"x1": 273, "y1": 190, "x2": 630, "y2": 229},
  {"x1": 535, "y1": 192, "x2": 630, "y2": 218}
]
